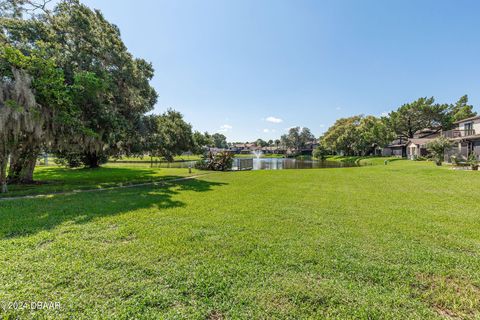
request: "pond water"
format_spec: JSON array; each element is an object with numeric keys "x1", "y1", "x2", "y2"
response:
[
  {"x1": 108, "y1": 161, "x2": 196, "y2": 169},
  {"x1": 109, "y1": 158, "x2": 361, "y2": 170},
  {"x1": 232, "y1": 158, "x2": 360, "y2": 170}
]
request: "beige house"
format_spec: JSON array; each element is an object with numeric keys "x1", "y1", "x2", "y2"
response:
[
  {"x1": 406, "y1": 138, "x2": 436, "y2": 160},
  {"x1": 443, "y1": 115, "x2": 480, "y2": 161},
  {"x1": 384, "y1": 129, "x2": 439, "y2": 158}
]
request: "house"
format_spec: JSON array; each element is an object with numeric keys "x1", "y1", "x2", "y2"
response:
[
  {"x1": 383, "y1": 128, "x2": 440, "y2": 158},
  {"x1": 227, "y1": 143, "x2": 257, "y2": 154},
  {"x1": 304, "y1": 141, "x2": 319, "y2": 152},
  {"x1": 262, "y1": 146, "x2": 285, "y2": 154},
  {"x1": 383, "y1": 137, "x2": 408, "y2": 157},
  {"x1": 406, "y1": 139, "x2": 435, "y2": 159},
  {"x1": 405, "y1": 129, "x2": 440, "y2": 160},
  {"x1": 228, "y1": 142, "x2": 288, "y2": 155},
  {"x1": 443, "y1": 115, "x2": 480, "y2": 162}
]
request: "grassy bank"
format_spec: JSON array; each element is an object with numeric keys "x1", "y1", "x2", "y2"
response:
[
  {"x1": 1, "y1": 161, "x2": 480, "y2": 318},
  {"x1": 326, "y1": 155, "x2": 400, "y2": 165}
]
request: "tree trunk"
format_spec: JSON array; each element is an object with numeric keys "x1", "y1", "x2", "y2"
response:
[
  {"x1": 8, "y1": 149, "x2": 21, "y2": 182},
  {"x1": 8, "y1": 148, "x2": 38, "y2": 184},
  {"x1": 84, "y1": 152, "x2": 100, "y2": 168},
  {"x1": 0, "y1": 156, "x2": 8, "y2": 193},
  {"x1": 20, "y1": 155, "x2": 36, "y2": 182}
]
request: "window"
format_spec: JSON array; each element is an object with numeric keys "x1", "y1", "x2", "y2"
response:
[
  {"x1": 468, "y1": 142, "x2": 474, "y2": 156},
  {"x1": 464, "y1": 122, "x2": 474, "y2": 135}
]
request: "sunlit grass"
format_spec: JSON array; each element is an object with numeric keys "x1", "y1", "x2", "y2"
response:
[
  {"x1": 1, "y1": 165, "x2": 199, "y2": 198},
  {"x1": 1, "y1": 160, "x2": 479, "y2": 318}
]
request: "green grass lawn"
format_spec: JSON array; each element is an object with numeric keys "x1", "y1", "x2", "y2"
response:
[
  {"x1": 1, "y1": 161, "x2": 480, "y2": 318},
  {"x1": 326, "y1": 155, "x2": 401, "y2": 165},
  {"x1": 1, "y1": 165, "x2": 199, "y2": 198}
]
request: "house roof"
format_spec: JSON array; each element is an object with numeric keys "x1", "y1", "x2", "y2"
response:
[
  {"x1": 453, "y1": 115, "x2": 480, "y2": 124},
  {"x1": 407, "y1": 138, "x2": 435, "y2": 146},
  {"x1": 415, "y1": 128, "x2": 437, "y2": 134},
  {"x1": 387, "y1": 138, "x2": 408, "y2": 148},
  {"x1": 413, "y1": 128, "x2": 441, "y2": 139}
]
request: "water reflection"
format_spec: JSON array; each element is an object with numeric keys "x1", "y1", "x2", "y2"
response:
[
  {"x1": 233, "y1": 158, "x2": 359, "y2": 170},
  {"x1": 109, "y1": 161, "x2": 196, "y2": 169},
  {"x1": 109, "y1": 158, "x2": 360, "y2": 170}
]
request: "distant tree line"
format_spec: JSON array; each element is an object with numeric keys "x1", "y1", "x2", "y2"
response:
[
  {"x1": 229, "y1": 127, "x2": 316, "y2": 156},
  {"x1": 315, "y1": 96, "x2": 476, "y2": 157},
  {"x1": 229, "y1": 95, "x2": 476, "y2": 159}
]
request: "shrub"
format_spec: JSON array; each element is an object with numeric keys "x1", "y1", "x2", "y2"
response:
[
  {"x1": 450, "y1": 155, "x2": 460, "y2": 166},
  {"x1": 313, "y1": 145, "x2": 330, "y2": 160},
  {"x1": 195, "y1": 151, "x2": 233, "y2": 171},
  {"x1": 467, "y1": 153, "x2": 479, "y2": 171},
  {"x1": 426, "y1": 137, "x2": 453, "y2": 166}
]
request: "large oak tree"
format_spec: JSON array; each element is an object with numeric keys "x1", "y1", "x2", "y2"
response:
[{"x1": 1, "y1": 0, "x2": 158, "y2": 184}]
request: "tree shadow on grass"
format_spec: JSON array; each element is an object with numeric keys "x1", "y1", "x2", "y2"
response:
[
  {"x1": 2, "y1": 166, "x2": 199, "y2": 198},
  {"x1": 0, "y1": 177, "x2": 226, "y2": 239}
]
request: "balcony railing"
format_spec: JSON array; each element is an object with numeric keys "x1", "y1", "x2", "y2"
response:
[{"x1": 442, "y1": 129, "x2": 476, "y2": 139}]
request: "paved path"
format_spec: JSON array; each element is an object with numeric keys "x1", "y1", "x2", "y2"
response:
[{"x1": 0, "y1": 173, "x2": 211, "y2": 202}]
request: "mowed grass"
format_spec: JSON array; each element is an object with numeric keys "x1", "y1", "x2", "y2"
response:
[
  {"x1": 326, "y1": 155, "x2": 400, "y2": 166},
  {"x1": 1, "y1": 161, "x2": 480, "y2": 319},
  {"x1": 1, "y1": 165, "x2": 199, "y2": 198}
]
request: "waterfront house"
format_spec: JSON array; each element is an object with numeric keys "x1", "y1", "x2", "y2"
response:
[
  {"x1": 443, "y1": 115, "x2": 480, "y2": 161},
  {"x1": 406, "y1": 138, "x2": 436, "y2": 159},
  {"x1": 384, "y1": 128, "x2": 440, "y2": 158}
]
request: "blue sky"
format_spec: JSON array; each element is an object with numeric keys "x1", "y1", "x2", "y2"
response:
[{"x1": 81, "y1": 0, "x2": 480, "y2": 142}]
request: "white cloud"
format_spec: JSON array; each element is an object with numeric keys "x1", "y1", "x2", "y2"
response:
[
  {"x1": 381, "y1": 111, "x2": 389, "y2": 117},
  {"x1": 319, "y1": 124, "x2": 325, "y2": 128},
  {"x1": 265, "y1": 116, "x2": 283, "y2": 124},
  {"x1": 263, "y1": 128, "x2": 270, "y2": 133},
  {"x1": 218, "y1": 124, "x2": 232, "y2": 132}
]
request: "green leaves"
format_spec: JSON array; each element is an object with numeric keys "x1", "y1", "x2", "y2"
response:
[
  {"x1": 320, "y1": 115, "x2": 394, "y2": 156},
  {"x1": 48, "y1": 1, "x2": 157, "y2": 160},
  {"x1": 387, "y1": 96, "x2": 477, "y2": 139},
  {"x1": 212, "y1": 133, "x2": 228, "y2": 149},
  {"x1": 426, "y1": 136, "x2": 453, "y2": 165},
  {"x1": 387, "y1": 97, "x2": 440, "y2": 139},
  {"x1": 449, "y1": 95, "x2": 476, "y2": 124},
  {"x1": 280, "y1": 127, "x2": 315, "y2": 153},
  {"x1": 4, "y1": 99, "x2": 22, "y2": 111},
  {"x1": 196, "y1": 151, "x2": 234, "y2": 171},
  {"x1": 140, "y1": 110, "x2": 195, "y2": 162}
]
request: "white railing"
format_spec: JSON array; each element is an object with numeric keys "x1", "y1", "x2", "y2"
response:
[{"x1": 442, "y1": 129, "x2": 476, "y2": 139}]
